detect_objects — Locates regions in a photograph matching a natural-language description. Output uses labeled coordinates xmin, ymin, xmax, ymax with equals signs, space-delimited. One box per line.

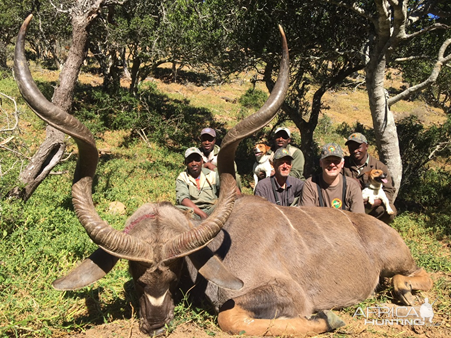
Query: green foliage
xmin=392 ymin=214 xmax=451 ymax=272
xmin=73 ymin=83 xmax=221 ymax=149
xmin=396 ymin=115 xmax=451 ymax=223
xmin=238 ymin=88 xmax=268 ymax=109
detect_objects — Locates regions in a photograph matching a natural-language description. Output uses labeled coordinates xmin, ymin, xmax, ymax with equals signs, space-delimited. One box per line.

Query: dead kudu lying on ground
xmin=15 ymin=14 xmax=432 ymax=336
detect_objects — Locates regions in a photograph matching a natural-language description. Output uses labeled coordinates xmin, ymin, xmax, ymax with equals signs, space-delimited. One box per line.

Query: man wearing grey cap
xmin=343 ymin=132 xmax=397 ymax=223
xmin=300 ymin=142 xmax=364 ymax=213
xmin=254 ymin=148 xmax=304 ymax=206
xmin=198 ymin=127 xmax=242 ymax=192
xmin=199 ymin=127 xmax=220 ymax=170
xmin=268 ymin=127 xmax=305 ymax=180
xmin=175 ymin=147 xmax=220 ymax=219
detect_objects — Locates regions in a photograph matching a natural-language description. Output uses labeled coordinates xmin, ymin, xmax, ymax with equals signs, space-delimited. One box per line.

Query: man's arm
xmin=348 ymin=180 xmax=365 ymax=213
xmin=289 ymin=148 xmax=305 ymax=180
xmin=181 ymin=198 xmax=208 ymax=219
xmin=203 ymin=161 xmax=216 ymax=170
xmin=299 ymin=179 xmax=317 ymax=207
xmin=175 ymin=176 xmax=191 ymax=205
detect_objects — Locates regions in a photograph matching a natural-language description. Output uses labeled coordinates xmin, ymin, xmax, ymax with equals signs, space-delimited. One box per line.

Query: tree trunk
xmin=8 ymin=5 xmax=101 ymax=201
xmin=0 ymin=40 xmax=7 ymax=70
xmin=364 ymin=0 xmax=404 ymax=201
xmin=366 ymin=53 xmax=402 ymax=199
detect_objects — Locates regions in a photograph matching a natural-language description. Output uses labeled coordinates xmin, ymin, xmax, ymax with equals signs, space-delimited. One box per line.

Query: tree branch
xmin=429 ymin=141 xmax=451 ymax=160
xmin=404 ymin=23 xmax=449 ymax=40
xmin=389 ymin=38 xmax=451 ymax=106
xmin=0 ymin=93 xmax=19 ymax=132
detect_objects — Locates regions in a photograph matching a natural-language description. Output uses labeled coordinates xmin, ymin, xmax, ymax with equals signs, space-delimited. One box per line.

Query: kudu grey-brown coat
xmin=15 ymin=14 xmax=432 ymax=336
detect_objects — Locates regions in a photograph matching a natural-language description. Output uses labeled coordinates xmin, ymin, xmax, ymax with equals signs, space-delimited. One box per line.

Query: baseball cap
xmin=320 ymin=142 xmax=344 ymax=160
xmin=273 ymin=148 xmax=294 ymax=161
xmin=201 ymin=128 xmax=216 ymax=138
xmin=345 ymin=132 xmax=368 ymax=145
xmin=274 ymin=127 xmax=290 ymax=138
xmin=184 ymin=147 xmax=203 ymax=159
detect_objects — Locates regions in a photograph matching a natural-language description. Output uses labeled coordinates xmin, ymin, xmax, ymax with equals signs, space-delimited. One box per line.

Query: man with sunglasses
xmin=268 ymin=127 xmax=305 ymax=180
xmin=300 ymin=143 xmax=364 ymax=213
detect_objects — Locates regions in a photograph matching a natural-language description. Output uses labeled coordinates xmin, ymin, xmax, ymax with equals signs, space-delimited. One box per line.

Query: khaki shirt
xmin=300 ymin=174 xmax=365 ymax=213
xmin=176 ymin=168 xmax=220 ymax=209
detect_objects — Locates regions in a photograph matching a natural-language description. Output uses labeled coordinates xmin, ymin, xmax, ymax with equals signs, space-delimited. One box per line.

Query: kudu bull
xmin=15 ymin=14 xmax=432 ymax=336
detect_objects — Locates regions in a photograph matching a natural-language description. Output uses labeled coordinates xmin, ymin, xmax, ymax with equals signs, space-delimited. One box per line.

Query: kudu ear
xmin=53 ymin=248 xmax=119 ymax=290
xmin=188 ymin=247 xmax=243 ymax=290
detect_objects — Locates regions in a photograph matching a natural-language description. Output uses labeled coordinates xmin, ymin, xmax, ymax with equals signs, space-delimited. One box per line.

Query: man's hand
xmin=364 ymin=198 xmax=382 ymax=209
xmin=203 ymin=162 xmax=216 ymax=170
xmin=195 ymin=209 xmax=209 ymax=219
xmin=257 ymin=171 xmax=266 ymax=180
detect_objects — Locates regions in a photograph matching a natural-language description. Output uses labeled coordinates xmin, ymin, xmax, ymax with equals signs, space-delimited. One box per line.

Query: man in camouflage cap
xmin=343 ymin=132 xmax=397 ymax=224
xmin=300 ymin=142 xmax=364 ymax=213
xmin=254 ymin=148 xmax=304 ymax=206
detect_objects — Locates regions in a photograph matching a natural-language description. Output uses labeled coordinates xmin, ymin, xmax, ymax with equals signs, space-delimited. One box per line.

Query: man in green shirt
xmin=176 ymin=147 xmax=220 ymax=219
xmin=268 ymin=127 xmax=305 ymax=180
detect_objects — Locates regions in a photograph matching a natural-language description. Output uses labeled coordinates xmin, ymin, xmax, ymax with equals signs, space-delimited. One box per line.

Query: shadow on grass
xmin=62 ymin=280 xmax=138 ymax=327
xmin=153 ymin=67 xmax=215 ymax=86
xmin=72 ymin=82 xmax=228 ymax=153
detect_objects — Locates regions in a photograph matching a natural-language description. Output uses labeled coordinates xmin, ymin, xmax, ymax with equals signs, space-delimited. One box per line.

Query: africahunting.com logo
xmin=353 ymin=298 xmax=440 ymax=326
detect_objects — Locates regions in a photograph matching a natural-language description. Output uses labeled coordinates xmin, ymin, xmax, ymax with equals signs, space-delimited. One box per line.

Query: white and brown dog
xmin=362 ymin=169 xmax=394 ymax=214
xmin=252 ymin=143 xmax=273 ymax=189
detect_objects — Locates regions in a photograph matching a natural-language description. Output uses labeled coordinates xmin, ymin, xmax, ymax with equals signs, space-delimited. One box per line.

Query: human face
xmin=201 ymin=134 xmax=216 ymax=154
xmin=274 ymin=157 xmax=292 ymax=178
xmin=274 ymin=132 xmax=290 ymax=149
xmin=185 ymin=154 xmax=203 ymax=177
xmin=320 ymin=156 xmax=344 ymax=179
xmin=347 ymin=141 xmax=368 ymax=164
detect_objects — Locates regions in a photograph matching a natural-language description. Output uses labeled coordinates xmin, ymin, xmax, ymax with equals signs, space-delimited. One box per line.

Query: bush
xmin=73 ymin=83 xmax=221 ymax=150
xmin=396 ymin=115 xmax=451 ymax=209
xmin=238 ymin=88 xmax=268 ymax=109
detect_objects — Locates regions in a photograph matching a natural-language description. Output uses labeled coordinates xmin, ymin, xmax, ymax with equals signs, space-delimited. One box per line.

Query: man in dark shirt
xmin=342 ymin=132 xmax=397 ymax=224
xmin=254 ymin=148 xmax=304 ymax=206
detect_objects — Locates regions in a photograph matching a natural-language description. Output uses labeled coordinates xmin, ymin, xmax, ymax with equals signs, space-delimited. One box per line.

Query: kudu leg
xmin=392 ymin=268 xmax=433 ymax=306
xmin=217 ymin=282 xmax=345 ymax=336
xmin=218 ymin=300 xmax=344 ymax=336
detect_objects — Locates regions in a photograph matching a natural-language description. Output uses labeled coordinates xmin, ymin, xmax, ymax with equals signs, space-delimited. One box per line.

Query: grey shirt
xmin=254 ymin=176 xmax=304 ymax=206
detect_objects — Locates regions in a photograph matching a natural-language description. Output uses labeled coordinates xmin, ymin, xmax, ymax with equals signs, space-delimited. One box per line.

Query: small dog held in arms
xmin=252 ymin=143 xmax=273 ymax=189
xmin=362 ymin=169 xmax=394 ymax=214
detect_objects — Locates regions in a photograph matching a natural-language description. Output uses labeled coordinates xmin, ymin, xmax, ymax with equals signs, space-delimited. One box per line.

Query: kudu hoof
xmin=317 ymin=310 xmax=346 ymax=331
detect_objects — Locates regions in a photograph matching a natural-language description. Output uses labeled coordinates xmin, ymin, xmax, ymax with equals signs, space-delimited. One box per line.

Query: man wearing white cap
xmin=175 ymin=147 xmax=220 ymax=219
xmin=268 ymin=127 xmax=305 ymax=180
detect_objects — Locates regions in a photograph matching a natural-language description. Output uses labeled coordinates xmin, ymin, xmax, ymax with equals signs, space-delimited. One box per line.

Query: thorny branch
xmin=0 ymin=93 xmax=30 ymax=180
xmin=0 ymin=93 xmax=19 ymax=132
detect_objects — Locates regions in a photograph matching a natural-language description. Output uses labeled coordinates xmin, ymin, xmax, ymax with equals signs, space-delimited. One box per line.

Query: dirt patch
xmin=56 ymin=311 xmax=450 ymax=338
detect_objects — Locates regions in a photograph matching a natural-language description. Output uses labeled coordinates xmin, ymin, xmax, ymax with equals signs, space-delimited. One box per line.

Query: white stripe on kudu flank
xmin=146 ymin=290 xmax=168 ymax=306
xmin=274 ymin=205 xmax=296 ymax=230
